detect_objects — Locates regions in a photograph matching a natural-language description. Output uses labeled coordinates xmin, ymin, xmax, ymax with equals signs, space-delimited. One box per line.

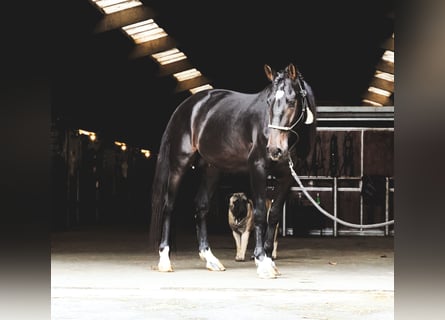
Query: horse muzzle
xmin=267 ymin=146 xmax=284 ymax=161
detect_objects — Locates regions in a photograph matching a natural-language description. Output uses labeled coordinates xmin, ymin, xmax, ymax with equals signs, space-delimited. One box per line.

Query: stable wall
xmin=283 ymin=106 xmax=394 ymax=237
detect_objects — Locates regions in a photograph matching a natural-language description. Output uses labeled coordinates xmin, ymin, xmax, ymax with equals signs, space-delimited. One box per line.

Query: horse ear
xmin=264 ymin=64 xmax=275 ymax=81
xmin=287 ymin=63 xmax=297 ymax=80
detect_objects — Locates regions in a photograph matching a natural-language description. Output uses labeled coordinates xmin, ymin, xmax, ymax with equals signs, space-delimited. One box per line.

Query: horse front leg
xmin=266 ymin=198 xmax=279 ymax=260
xmin=263 ymin=176 xmax=293 ymax=270
xmin=195 ymin=166 xmax=225 ymax=271
xmin=250 ymin=166 xmax=279 ymax=278
xmin=263 ymin=200 xmax=281 ymax=276
xmin=264 ymin=200 xmax=281 ymax=259
xmin=253 ymin=199 xmax=279 ymax=278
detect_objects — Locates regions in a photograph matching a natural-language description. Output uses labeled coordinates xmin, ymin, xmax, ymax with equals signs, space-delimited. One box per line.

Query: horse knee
xmin=253 ymin=211 xmax=267 ymax=227
xmin=194 ymin=202 xmax=210 ymax=221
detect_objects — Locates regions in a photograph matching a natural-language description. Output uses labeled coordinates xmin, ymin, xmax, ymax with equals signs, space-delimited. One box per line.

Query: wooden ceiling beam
xmin=175 ymin=76 xmax=211 ymax=93
xmin=381 ymin=37 xmax=394 ymax=51
xmin=94 ymin=6 xmax=156 ymax=34
xmin=376 ymin=60 xmax=394 ymax=74
xmin=362 ymin=91 xmax=393 ymax=106
xmin=128 ymin=36 xmax=177 ymax=59
xmin=370 ymin=77 xmax=394 ymax=92
xmin=158 ymin=60 xmax=194 ymax=77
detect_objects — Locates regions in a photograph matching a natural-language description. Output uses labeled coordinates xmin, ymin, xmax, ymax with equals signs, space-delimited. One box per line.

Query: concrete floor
xmin=51 ymin=225 xmax=394 ymax=320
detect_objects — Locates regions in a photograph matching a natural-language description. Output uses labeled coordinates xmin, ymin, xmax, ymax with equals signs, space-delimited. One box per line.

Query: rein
xmin=288 ymin=157 xmax=395 ymax=229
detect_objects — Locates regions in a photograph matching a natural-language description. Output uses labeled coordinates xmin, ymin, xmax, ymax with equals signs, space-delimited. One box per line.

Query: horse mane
xmin=293 ymin=78 xmax=318 ymax=166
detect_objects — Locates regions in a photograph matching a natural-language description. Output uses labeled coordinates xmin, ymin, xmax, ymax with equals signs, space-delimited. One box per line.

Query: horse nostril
xmin=268 ymin=147 xmax=282 ymax=160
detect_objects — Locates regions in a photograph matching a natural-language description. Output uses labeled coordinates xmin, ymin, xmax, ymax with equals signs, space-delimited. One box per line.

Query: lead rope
xmin=288 ymin=158 xmax=394 ymax=228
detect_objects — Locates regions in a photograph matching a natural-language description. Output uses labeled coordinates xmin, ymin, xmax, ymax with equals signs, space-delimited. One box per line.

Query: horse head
xmin=264 ymin=63 xmax=314 ymax=162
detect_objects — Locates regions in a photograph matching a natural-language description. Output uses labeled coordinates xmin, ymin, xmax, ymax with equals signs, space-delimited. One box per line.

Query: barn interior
xmin=45 ymin=1 xmax=395 ymax=318
xmin=8 ymin=1 xmax=445 ymax=319
xmin=50 ymin=0 xmax=394 ymax=234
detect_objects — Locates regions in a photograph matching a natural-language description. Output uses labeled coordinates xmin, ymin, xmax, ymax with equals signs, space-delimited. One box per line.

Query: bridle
xmin=267 ymin=73 xmax=312 ymax=137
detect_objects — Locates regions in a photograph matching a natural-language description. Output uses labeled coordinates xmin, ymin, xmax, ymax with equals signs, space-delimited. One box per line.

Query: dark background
xmin=52 ymin=0 xmax=394 ymax=150
xmin=48 ymin=0 xmax=395 ymax=232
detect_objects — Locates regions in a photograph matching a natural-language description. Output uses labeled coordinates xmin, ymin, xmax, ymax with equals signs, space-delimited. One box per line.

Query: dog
xmin=228 ymin=192 xmax=278 ymax=261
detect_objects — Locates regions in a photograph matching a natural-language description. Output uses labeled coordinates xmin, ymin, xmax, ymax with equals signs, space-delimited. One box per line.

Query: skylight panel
xmin=362 ymin=99 xmax=383 ymax=107
xmin=368 ymin=86 xmax=392 ymax=97
xmin=173 ymin=68 xmax=202 ymax=82
xmin=362 ymin=32 xmax=394 ymax=106
xmin=122 ymin=19 xmax=167 ymax=44
xmin=381 ymin=50 xmax=394 ymax=63
xmin=151 ymin=49 xmax=187 ymax=65
xmin=91 ymin=0 xmax=143 ymax=15
xmin=189 ymin=84 xmax=213 ymax=94
xmin=374 ymin=71 xmax=394 ymax=82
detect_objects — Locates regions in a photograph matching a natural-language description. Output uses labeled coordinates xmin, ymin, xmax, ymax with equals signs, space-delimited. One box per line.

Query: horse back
xmin=166 ymin=89 xmax=268 ymax=171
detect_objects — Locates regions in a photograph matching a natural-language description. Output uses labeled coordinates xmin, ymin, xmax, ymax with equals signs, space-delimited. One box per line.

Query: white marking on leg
xmin=255 ymin=256 xmax=280 ymax=279
xmin=199 ymin=248 xmax=226 ymax=271
xmin=158 ymin=246 xmax=173 ymax=272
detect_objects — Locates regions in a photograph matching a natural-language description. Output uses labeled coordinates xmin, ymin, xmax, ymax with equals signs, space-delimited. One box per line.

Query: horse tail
xmin=148 ymin=135 xmax=170 ymax=250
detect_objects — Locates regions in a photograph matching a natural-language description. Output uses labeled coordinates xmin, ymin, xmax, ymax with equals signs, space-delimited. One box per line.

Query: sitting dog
xmin=228 ymin=192 xmax=278 ymax=261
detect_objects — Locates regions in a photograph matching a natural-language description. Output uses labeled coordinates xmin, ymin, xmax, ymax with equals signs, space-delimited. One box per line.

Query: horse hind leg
xmin=156 ymin=154 xmax=197 ymax=272
xmin=156 ymin=173 xmax=181 ymax=272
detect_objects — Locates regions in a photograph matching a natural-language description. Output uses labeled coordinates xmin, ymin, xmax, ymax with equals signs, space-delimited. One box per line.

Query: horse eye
xmin=286 ymin=99 xmax=297 ymax=107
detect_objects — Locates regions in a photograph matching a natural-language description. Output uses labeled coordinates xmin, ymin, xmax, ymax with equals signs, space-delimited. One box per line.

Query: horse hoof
xmin=235 ymin=256 xmax=245 ymax=262
xmin=158 ymin=263 xmax=173 ymax=272
xmin=255 ymin=256 xmax=280 ymax=279
xmin=199 ymin=248 xmax=226 ymax=271
xmin=206 ymin=260 xmax=226 ymax=271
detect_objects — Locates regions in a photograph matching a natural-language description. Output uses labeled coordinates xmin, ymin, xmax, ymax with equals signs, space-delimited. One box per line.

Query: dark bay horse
xmin=148 ymin=63 xmax=317 ymax=278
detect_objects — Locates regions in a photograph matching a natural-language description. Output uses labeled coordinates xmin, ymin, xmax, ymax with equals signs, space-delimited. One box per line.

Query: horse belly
xmin=198 ymin=138 xmax=250 ymax=171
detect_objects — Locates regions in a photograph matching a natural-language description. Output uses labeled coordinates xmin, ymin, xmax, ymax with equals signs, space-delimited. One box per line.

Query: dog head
xmin=229 ymin=192 xmax=250 ymax=221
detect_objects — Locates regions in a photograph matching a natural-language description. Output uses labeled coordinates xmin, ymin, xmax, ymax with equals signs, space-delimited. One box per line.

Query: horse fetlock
xmin=253 ymin=247 xmax=266 ymax=260
xmin=264 ymin=243 xmax=278 ymax=260
xmin=264 ymin=239 xmax=273 ymax=251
